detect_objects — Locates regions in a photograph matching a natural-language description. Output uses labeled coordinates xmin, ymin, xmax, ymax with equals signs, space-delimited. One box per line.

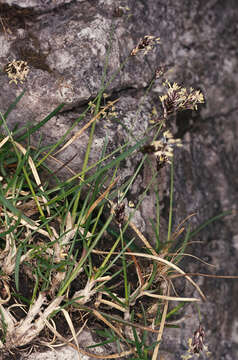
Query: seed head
xmin=5 ymin=60 xmax=29 ymax=85
xmin=131 ymin=35 xmax=160 ymax=56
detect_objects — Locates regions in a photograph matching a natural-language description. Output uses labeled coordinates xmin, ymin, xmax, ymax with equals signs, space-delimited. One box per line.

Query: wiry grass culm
xmin=0 ymin=34 xmax=237 ymax=360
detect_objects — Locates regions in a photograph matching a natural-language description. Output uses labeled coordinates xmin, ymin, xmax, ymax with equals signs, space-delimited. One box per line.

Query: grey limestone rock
xmin=0 ymin=0 xmax=238 ymax=359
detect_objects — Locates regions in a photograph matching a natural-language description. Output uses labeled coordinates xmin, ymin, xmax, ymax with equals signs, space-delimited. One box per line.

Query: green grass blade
xmin=167 ymin=160 xmax=174 ymax=242
xmin=0 ymin=215 xmax=21 ymax=237
xmin=16 ymin=103 xmax=65 ymax=142
xmin=0 ymin=192 xmax=35 ymax=226
xmin=2 ymin=89 xmax=26 ymax=122
xmin=189 ymin=210 xmax=233 ymax=239
xmin=57 ymin=214 xmax=114 ymax=296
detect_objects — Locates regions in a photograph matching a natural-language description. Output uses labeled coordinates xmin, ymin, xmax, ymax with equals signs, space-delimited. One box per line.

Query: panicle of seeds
xmin=159 ymin=80 xmax=204 ymax=119
xmin=181 ymin=325 xmax=211 ymax=360
xmin=114 ymin=202 xmax=125 ymax=226
xmin=101 ymin=101 xmax=118 ymax=119
xmin=131 ymin=35 xmax=160 ymax=56
xmin=155 ymin=63 xmax=171 ymax=79
xmin=155 ymin=65 xmax=166 ymax=78
xmin=5 ymin=60 xmax=29 ymax=85
xmin=149 ymin=106 xmax=159 ymax=124
xmin=141 ymin=130 xmax=182 ymax=170
xmin=153 ymin=129 xmax=182 ymax=167
xmin=88 ymin=96 xmax=118 ymax=119
xmin=113 ymin=5 xmax=130 ymax=17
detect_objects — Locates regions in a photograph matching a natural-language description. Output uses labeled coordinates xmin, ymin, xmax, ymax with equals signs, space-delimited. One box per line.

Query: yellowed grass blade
xmin=92 ymin=249 xmax=206 ymax=301
xmin=44 ymin=318 xmax=134 ymax=359
xmin=142 ymin=291 xmax=200 ymax=302
xmin=169 ymin=252 xmax=216 ymax=268
xmin=54 ymin=98 xmax=119 ymax=155
xmin=171 ymin=213 xmax=196 ymax=239
xmin=82 ymin=177 xmax=118 ymax=223
xmin=127 ymin=251 xmax=206 ymax=301
xmin=93 ymin=309 xmax=129 ymax=344
xmin=13 ymin=141 xmax=50 ymax=215
xmin=6 ymin=211 xmax=51 ymax=238
xmin=0 ymin=135 xmax=10 ymax=149
xmin=152 ymin=284 xmax=170 ymax=360
xmin=61 ymin=308 xmax=81 ymax=359
xmin=128 ymin=220 xmax=158 ymax=257
xmin=98 ymin=298 xmax=128 ymax=312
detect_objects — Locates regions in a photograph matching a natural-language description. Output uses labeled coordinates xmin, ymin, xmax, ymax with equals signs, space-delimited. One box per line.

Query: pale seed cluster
xmin=181 ymin=325 xmax=211 ymax=359
xmin=131 ymin=35 xmax=160 ymax=56
xmin=88 ymin=94 xmax=118 ymax=119
xmin=160 ymin=80 xmax=204 ymax=119
xmin=5 ymin=60 xmax=29 ymax=85
xmin=152 ymin=129 xmax=183 ymax=168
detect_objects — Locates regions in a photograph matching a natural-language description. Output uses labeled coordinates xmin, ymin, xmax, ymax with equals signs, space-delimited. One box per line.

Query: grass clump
xmin=0 ymin=33 xmax=235 ymax=360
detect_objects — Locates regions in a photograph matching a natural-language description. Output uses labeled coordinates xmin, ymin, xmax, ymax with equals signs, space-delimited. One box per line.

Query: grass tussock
xmin=0 ymin=31 xmax=236 ymax=360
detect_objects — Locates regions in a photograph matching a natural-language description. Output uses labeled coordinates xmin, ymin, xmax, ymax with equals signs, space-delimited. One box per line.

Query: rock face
xmin=0 ymin=0 xmax=238 ymax=359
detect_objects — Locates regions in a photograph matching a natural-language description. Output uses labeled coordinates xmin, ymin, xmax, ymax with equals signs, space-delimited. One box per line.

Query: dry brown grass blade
xmin=93 ymin=309 xmax=130 ymax=346
xmin=43 ymin=318 xmax=89 ymax=349
xmin=0 ymin=14 xmax=12 ymax=36
xmin=6 ymin=211 xmax=51 ymax=238
xmin=171 ymin=212 xmax=197 ymax=241
xmin=83 ymin=305 xmax=162 ymax=334
xmin=98 ymin=298 xmax=128 ymax=313
xmin=129 ymin=251 xmax=206 ymax=301
xmin=152 ymin=284 xmax=170 ymax=360
xmin=127 ymin=247 xmax=144 ymax=287
xmin=40 ymin=318 xmax=57 ymax=346
xmin=169 ymin=252 xmax=216 ymax=268
xmin=141 ymin=291 xmax=200 ymax=302
xmin=170 ymin=226 xmax=185 ymax=242
xmin=82 ymin=177 xmax=119 ymax=224
xmin=13 ymin=140 xmax=50 ymax=215
xmin=128 ymin=220 xmax=158 ymax=257
xmin=44 ymin=318 xmax=134 ymax=359
xmin=170 ymin=272 xmax=238 ymax=279
xmin=30 ymin=145 xmax=85 ymax=182
xmin=0 ymin=135 xmax=10 ymax=149
xmin=92 ymin=249 xmax=205 ymax=301
xmin=50 ymin=153 xmax=78 ymax=177
xmin=61 ymin=308 xmax=81 ymax=358
xmin=54 ymin=98 xmax=119 ymax=155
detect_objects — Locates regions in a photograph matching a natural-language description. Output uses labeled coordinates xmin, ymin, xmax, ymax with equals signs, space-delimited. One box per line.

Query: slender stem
xmin=167 ymin=160 xmax=174 ymax=242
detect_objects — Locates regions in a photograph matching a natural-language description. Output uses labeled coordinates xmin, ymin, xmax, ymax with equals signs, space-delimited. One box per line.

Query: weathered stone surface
xmin=0 ymin=0 xmax=238 ymax=359
xmin=2 ymin=0 xmax=73 ymax=12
